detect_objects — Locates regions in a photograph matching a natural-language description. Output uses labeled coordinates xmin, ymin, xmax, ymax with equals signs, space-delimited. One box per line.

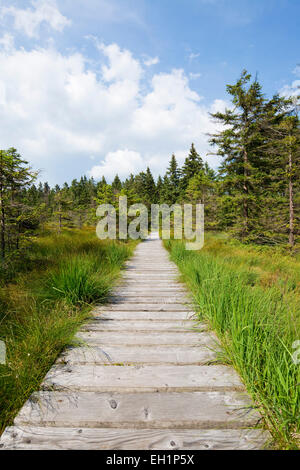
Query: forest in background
xmin=1 ymin=70 xmax=300 ymax=273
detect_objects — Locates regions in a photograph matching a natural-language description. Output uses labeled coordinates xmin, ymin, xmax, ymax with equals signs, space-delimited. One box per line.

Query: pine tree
xmin=166 ymin=154 xmax=181 ymax=204
xmin=144 ymin=167 xmax=156 ymax=204
xmin=112 ymin=175 xmax=122 ymax=193
xmin=209 ymin=70 xmax=287 ymax=242
xmin=0 ymin=148 xmax=37 ymax=258
xmin=181 ymin=144 xmax=204 ymax=193
xmin=160 ymin=175 xmax=172 ymax=205
xmin=156 ymin=176 xmax=163 ymax=203
xmin=133 ymin=169 xmax=156 ymax=206
xmin=96 ymin=181 xmax=115 ymax=206
xmin=262 ymin=112 xmax=300 ymax=246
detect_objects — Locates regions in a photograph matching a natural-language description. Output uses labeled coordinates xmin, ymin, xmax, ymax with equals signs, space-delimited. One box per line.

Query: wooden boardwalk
xmin=0 ymin=234 xmax=270 ymax=449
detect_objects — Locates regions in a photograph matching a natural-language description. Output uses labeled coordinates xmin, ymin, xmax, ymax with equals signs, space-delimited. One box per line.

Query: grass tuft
xmin=46 ymin=255 xmax=110 ymax=305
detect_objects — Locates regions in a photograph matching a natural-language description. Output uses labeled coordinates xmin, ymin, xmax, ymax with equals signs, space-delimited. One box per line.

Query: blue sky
xmin=0 ymin=0 xmax=299 ymax=185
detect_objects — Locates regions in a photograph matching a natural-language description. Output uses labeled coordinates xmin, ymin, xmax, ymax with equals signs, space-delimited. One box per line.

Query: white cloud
xmin=0 ymin=32 xmax=14 ymax=52
xmin=0 ymin=38 xmax=226 ymax=184
xmin=99 ymin=42 xmax=142 ymax=83
xmin=1 ymin=0 xmax=71 ymax=38
xmin=143 ymin=56 xmax=160 ymax=67
xmin=280 ymin=81 xmax=300 ymax=99
xmin=89 ymin=149 xmax=144 ymax=180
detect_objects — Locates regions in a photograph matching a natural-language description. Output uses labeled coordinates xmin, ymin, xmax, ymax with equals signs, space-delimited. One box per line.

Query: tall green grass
xmin=47 ymin=255 xmax=110 ymax=305
xmin=165 ymin=238 xmax=300 ymax=449
xmin=0 ymin=229 xmax=135 ymax=433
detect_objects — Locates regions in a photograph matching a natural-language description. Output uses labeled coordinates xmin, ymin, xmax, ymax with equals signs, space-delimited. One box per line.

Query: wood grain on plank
xmin=14 ymin=391 xmax=261 ymax=429
xmin=58 ymin=345 xmax=218 ymax=366
xmin=98 ymin=304 xmax=194 ymax=311
xmin=77 ymin=330 xmax=217 ymax=346
xmin=81 ymin=319 xmax=202 ymax=332
xmin=42 ymin=365 xmax=244 ymax=392
xmin=0 ymin=426 xmax=271 ymax=450
xmin=91 ymin=310 xmax=197 ymax=320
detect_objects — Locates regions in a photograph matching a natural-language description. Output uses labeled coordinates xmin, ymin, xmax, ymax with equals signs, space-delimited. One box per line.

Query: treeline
xmin=0 ymin=70 xmax=299 ymax=260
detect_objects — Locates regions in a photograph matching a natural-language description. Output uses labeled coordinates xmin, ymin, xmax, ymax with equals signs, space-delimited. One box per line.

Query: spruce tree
xmin=262 ymin=112 xmax=300 ymax=246
xmin=156 ymin=176 xmax=163 ymax=203
xmin=144 ymin=167 xmax=156 ymax=204
xmin=209 ymin=70 xmax=286 ymax=242
xmin=166 ymin=154 xmax=181 ymax=204
xmin=181 ymin=144 xmax=204 ymax=192
xmin=0 ymin=148 xmax=37 ymax=258
xmin=112 ymin=175 xmax=122 ymax=193
xmin=160 ymin=175 xmax=172 ymax=205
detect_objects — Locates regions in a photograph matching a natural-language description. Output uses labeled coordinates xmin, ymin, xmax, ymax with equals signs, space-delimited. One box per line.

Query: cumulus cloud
xmin=89 ymin=150 xmax=144 ymax=180
xmin=1 ymin=0 xmax=71 ymax=38
xmin=99 ymin=42 xmax=143 ymax=83
xmin=280 ymin=80 xmax=300 ymax=99
xmin=279 ymin=66 xmax=300 ymax=99
xmin=0 ymin=35 xmax=226 ymax=184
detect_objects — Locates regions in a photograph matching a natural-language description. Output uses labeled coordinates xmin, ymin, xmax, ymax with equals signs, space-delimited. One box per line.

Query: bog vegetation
xmin=165 ymin=235 xmax=300 ymax=448
xmin=0 ymin=230 xmax=135 ymax=433
xmin=0 ymin=70 xmax=299 ymax=445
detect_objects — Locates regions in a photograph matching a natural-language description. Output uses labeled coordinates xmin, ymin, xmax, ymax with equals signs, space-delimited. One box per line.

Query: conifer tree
xmin=144 ymin=167 xmax=156 ymax=204
xmin=262 ymin=112 xmax=300 ymax=246
xmin=209 ymin=70 xmax=287 ymax=241
xmin=181 ymin=144 xmax=204 ymax=192
xmin=166 ymin=154 xmax=181 ymax=204
xmin=112 ymin=175 xmax=122 ymax=193
xmin=0 ymin=148 xmax=37 ymax=258
xmin=160 ymin=175 xmax=172 ymax=205
xmin=156 ymin=176 xmax=163 ymax=203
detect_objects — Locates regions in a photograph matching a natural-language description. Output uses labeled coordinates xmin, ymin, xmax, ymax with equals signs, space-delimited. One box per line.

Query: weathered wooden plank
xmin=126 ymin=266 xmax=176 ymax=270
xmin=125 ymin=264 xmax=177 ymax=268
xmin=14 ymin=391 xmax=262 ymax=429
xmin=124 ymin=272 xmax=178 ymax=276
xmin=109 ymin=297 xmax=190 ymax=304
xmin=91 ymin=310 xmax=198 ymax=320
xmin=82 ymin=319 xmax=203 ymax=332
xmin=110 ymin=293 xmax=189 ymax=299
xmin=119 ymin=279 xmax=181 ymax=284
xmin=58 ymin=345 xmax=218 ymax=366
xmin=111 ymin=292 xmax=188 ymax=298
xmin=123 ymin=276 xmax=179 ymax=280
xmin=0 ymin=426 xmax=271 ymax=450
xmin=98 ymin=304 xmax=194 ymax=311
xmin=76 ymin=331 xmax=216 ymax=346
xmin=113 ymin=288 xmax=187 ymax=294
xmin=42 ymin=365 xmax=244 ymax=392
